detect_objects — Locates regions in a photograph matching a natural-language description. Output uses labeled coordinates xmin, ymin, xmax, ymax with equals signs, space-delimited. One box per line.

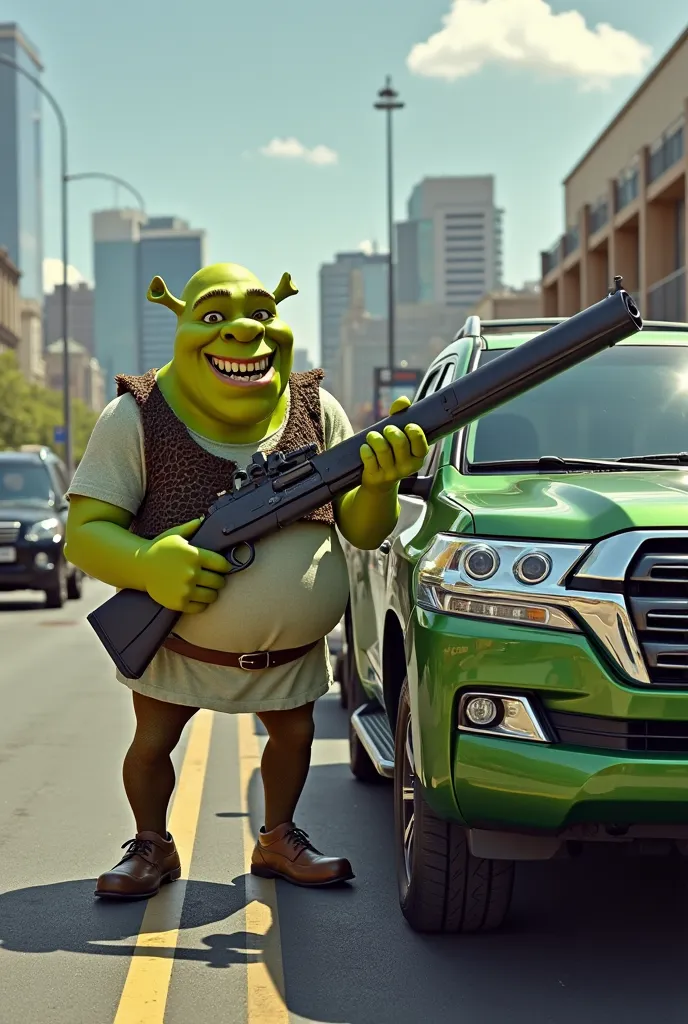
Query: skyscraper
xmin=93 ymin=211 xmax=205 ymax=401
xmin=93 ymin=208 xmax=146 ymax=401
xmin=44 ymin=282 xmax=94 ymax=353
xmin=396 ymin=177 xmax=503 ymax=313
xmin=0 ymin=23 xmax=43 ymax=302
xmin=138 ymin=217 xmax=205 ymax=372
xmin=319 ymin=250 xmax=388 ymax=392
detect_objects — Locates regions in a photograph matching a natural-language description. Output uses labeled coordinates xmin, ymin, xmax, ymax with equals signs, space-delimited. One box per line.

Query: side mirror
xmin=399 ymin=474 xmax=433 ymax=500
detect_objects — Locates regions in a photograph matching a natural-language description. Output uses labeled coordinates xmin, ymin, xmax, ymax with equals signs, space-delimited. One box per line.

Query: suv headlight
xmin=416 ymin=534 xmax=589 ymax=632
xmin=24 ymin=518 xmax=61 ymax=543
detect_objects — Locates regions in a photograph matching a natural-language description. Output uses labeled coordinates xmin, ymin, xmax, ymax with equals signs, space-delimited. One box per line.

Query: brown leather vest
xmin=115 ymin=368 xmax=335 ymax=539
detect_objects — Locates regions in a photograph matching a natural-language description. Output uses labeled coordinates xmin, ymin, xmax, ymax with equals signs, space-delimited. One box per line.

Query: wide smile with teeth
xmin=206 ymin=352 xmax=274 ymax=383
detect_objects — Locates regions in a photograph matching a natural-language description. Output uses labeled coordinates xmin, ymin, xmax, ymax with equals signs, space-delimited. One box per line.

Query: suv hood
xmin=0 ymin=502 xmax=57 ymax=524
xmin=449 ymin=470 xmax=688 ymax=541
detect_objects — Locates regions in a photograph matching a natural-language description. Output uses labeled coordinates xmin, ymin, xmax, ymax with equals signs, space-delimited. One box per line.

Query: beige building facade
xmin=0 ymin=247 xmax=20 ymax=353
xmin=45 ymin=339 xmax=106 ymax=413
xmin=18 ymin=299 xmax=46 ymax=384
xmin=470 ymin=285 xmax=542 ymax=321
xmin=541 ymin=27 xmax=688 ymax=322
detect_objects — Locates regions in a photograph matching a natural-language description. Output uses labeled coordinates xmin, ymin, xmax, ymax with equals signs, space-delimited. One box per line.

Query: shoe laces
xmin=119 ymin=837 xmax=154 ymax=861
xmin=285 ymin=827 xmax=320 ymax=855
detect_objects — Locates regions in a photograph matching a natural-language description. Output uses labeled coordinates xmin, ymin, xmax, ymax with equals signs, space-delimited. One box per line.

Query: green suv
xmin=339 ymin=316 xmax=688 ymax=934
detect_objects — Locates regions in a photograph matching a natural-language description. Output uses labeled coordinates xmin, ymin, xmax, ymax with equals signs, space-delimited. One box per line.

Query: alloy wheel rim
xmin=401 ymin=713 xmax=415 ymax=884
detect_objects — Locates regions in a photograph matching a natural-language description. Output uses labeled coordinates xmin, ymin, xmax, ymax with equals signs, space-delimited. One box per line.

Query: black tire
xmin=334 ymin=651 xmax=348 ymax=708
xmin=394 ymin=678 xmax=515 ymax=933
xmin=44 ymin=563 xmax=68 ymax=609
xmin=344 ymin=611 xmax=380 ymax=783
xmin=67 ymin=568 xmax=83 ymax=600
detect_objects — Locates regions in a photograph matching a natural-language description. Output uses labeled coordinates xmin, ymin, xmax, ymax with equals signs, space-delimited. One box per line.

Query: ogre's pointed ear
xmin=273 ymin=272 xmax=299 ymax=305
xmin=147 ymin=275 xmax=185 ymax=316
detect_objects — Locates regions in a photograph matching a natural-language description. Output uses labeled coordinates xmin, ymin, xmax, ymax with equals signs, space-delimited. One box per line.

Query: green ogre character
xmin=65 ymin=262 xmax=428 ymax=895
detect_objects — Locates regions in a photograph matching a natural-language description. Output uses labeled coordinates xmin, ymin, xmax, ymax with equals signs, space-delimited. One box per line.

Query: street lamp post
xmin=66 ymin=173 xmax=145 ymax=213
xmin=0 ymin=53 xmax=73 ymax=474
xmin=374 ymin=76 xmax=404 ymax=382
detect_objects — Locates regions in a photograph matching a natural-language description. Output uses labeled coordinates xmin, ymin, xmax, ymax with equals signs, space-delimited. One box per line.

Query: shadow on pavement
xmin=0 ymin=598 xmax=45 ymax=612
xmin=0 ymin=877 xmax=263 ymax=969
xmin=245 ymin=696 xmax=688 ymax=1024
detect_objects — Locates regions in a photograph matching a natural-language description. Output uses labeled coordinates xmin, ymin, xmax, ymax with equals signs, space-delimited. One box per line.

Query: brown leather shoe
xmin=251 ymin=823 xmax=354 ymax=887
xmin=94 ymin=831 xmax=181 ymax=900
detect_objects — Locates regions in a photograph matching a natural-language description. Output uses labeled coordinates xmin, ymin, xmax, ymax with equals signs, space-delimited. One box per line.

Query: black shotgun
xmin=87 ymin=285 xmax=643 ymax=679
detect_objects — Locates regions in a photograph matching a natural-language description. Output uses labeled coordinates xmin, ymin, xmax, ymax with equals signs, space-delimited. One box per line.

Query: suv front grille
xmin=549 ymin=709 xmax=688 ymax=754
xmin=627 ymin=541 xmax=688 ymax=686
xmin=0 ymin=522 xmax=20 ymax=544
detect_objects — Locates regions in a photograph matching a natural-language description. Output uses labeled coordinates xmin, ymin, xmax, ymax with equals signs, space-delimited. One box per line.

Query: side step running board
xmin=351 ymin=703 xmax=395 ymax=778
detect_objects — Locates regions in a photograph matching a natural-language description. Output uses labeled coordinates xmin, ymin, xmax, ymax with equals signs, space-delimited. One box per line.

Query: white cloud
xmin=259 ymin=137 xmax=338 ymax=166
xmin=407 ymin=0 xmax=652 ymax=90
xmin=43 ymin=258 xmax=90 ymax=293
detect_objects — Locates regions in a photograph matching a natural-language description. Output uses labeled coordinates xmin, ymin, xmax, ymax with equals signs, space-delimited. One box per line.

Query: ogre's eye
xmin=251 ymin=309 xmax=273 ymax=322
xmin=202 ymin=311 xmax=224 ymax=324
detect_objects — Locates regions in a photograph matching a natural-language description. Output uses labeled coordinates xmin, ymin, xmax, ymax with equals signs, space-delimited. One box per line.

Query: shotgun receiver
xmin=87 ymin=285 xmax=643 ymax=679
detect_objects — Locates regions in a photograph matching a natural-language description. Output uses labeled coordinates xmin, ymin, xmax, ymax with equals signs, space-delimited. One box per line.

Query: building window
xmin=588 ymin=198 xmax=609 ymax=235
xmin=615 ymin=162 xmax=640 ymax=211
xmin=676 ymin=199 xmax=685 ymax=271
xmin=648 ymin=118 xmax=685 ymax=185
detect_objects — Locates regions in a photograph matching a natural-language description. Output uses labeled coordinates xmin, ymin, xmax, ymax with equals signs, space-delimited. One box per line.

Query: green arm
xmin=64 ymin=495 xmax=153 ymax=591
xmin=334 ymin=398 xmax=428 ymax=550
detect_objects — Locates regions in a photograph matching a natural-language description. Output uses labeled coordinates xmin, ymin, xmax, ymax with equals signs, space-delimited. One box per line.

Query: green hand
xmin=359 ymin=395 xmax=429 ymax=494
xmin=140 ymin=518 xmax=233 ymax=613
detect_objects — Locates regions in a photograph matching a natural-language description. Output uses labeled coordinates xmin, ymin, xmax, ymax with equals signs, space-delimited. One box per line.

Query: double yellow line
xmin=113 ymin=711 xmax=288 ymax=1024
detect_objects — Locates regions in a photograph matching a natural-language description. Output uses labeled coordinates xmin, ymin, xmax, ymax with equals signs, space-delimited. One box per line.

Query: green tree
xmin=0 ymin=351 xmax=99 ymax=463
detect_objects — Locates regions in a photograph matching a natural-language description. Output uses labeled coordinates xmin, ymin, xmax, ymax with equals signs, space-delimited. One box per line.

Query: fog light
xmin=34 ymin=552 xmax=51 ymax=568
xmin=465 ymin=696 xmax=500 ymax=726
xmin=458 ymin=692 xmax=549 ymax=743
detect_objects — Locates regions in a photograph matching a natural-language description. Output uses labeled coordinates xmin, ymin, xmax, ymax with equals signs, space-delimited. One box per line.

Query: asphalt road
xmin=1 ymin=579 xmax=688 ymax=1024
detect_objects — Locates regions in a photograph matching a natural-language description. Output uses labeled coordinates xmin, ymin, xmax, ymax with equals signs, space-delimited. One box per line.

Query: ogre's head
xmin=148 ymin=262 xmax=298 ymax=428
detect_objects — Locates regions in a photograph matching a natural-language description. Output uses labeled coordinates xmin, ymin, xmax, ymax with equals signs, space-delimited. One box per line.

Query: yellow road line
xmin=238 ymin=712 xmax=289 ymax=1023
xmin=112 ymin=709 xmax=214 ymax=1024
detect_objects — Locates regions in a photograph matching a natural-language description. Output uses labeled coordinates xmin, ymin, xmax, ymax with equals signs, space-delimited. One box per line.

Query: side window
xmin=413 ymin=366 xmax=443 ymax=403
xmin=49 ymin=460 xmax=69 ymax=497
xmin=416 ymin=361 xmax=455 ymax=476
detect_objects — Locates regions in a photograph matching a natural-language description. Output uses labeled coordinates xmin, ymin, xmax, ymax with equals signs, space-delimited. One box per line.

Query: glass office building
xmin=138 ymin=218 xmax=205 ymax=372
xmin=0 ymin=23 xmax=43 ymax=302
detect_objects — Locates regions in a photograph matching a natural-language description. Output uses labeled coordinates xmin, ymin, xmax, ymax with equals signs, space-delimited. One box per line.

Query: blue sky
xmin=5 ymin=0 xmax=688 ymax=362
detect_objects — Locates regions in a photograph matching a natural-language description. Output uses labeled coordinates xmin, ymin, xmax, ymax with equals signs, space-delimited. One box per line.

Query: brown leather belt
xmin=163 ymin=634 xmax=318 ymax=670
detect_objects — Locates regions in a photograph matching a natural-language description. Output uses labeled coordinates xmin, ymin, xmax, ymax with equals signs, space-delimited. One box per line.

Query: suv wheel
xmin=394 ymin=679 xmax=515 ymax=933
xmin=45 ymin=563 xmax=68 ymax=609
xmin=67 ymin=568 xmax=83 ymax=600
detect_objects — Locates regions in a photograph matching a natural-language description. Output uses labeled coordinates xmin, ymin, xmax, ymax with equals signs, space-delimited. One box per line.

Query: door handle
xmin=379 ymin=539 xmax=392 ymax=555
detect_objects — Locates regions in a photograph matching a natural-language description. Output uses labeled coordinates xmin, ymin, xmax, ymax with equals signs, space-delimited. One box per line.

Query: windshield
xmin=0 ymin=461 xmax=53 ymax=504
xmin=464 ymin=345 xmax=688 ymax=467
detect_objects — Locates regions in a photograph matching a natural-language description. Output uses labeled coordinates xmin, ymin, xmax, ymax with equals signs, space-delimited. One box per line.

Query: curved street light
xmin=66 ymin=172 xmax=145 ymax=213
xmin=0 ymin=52 xmax=73 ymax=474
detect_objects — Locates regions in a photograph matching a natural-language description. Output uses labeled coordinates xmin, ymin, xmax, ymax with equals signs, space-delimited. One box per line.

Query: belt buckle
xmin=238 ymin=651 xmax=271 ymax=671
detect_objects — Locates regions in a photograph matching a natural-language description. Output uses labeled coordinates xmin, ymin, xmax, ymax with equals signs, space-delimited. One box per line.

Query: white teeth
xmin=247 ymin=362 xmax=254 ymax=372
xmin=210 ymin=353 xmax=272 ymax=379
xmin=231 ymin=362 xmax=239 ymax=371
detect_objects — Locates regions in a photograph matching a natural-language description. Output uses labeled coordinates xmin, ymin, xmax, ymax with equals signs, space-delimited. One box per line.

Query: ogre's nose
xmin=220 ymin=319 xmax=265 ymax=344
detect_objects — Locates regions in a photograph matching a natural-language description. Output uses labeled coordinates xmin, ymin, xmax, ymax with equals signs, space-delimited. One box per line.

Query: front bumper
xmin=0 ymin=540 xmax=63 ymax=592
xmin=410 ymin=608 xmax=688 ymax=831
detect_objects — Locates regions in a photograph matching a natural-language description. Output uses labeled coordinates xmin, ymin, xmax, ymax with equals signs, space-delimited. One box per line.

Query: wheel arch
xmin=382 ymin=609 xmax=407 ymax=736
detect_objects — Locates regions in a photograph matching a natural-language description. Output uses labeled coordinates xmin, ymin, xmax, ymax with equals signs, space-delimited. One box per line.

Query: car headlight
xmin=416 ymin=533 xmax=589 ymax=632
xmin=24 ymin=518 xmax=61 ymax=543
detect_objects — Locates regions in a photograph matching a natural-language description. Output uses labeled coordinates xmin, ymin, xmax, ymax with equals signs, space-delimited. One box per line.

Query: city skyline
xmin=1 ymin=2 xmax=687 ymax=366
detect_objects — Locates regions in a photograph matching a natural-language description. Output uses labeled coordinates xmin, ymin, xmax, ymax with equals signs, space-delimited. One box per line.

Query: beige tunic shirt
xmin=68 ymin=384 xmax=355 ymax=713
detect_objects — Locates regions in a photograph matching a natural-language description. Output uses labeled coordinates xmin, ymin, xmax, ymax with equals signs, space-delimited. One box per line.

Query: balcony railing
xmin=588 ymin=199 xmax=609 ymax=235
xmin=648 ymin=121 xmax=685 ymax=185
xmin=615 ymin=167 xmax=639 ymax=212
xmin=563 ymin=227 xmax=579 ymax=257
xmin=648 ymin=267 xmax=686 ymax=322
xmin=542 ymin=242 xmax=561 ymax=276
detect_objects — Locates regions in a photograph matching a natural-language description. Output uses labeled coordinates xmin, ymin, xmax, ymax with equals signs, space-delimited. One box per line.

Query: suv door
xmin=362 ymin=359 xmax=457 ymax=692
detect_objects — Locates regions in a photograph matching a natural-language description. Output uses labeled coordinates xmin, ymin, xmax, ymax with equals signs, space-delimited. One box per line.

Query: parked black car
xmin=0 ymin=446 xmax=82 ymax=607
